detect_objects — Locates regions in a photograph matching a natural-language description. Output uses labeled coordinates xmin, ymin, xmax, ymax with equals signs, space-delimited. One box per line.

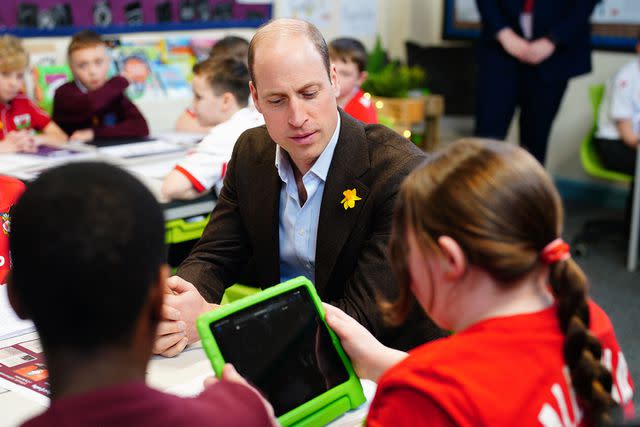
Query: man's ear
xmin=437 ymin=236 xmax=467 ymax=282
xmin=356 ymin=70 xmax=368 ymax=87
xmin=330 ymin=63 xmax=340 ymax=98
xmin=6 ymin=274 xmax=29 ymax=320
xmin=249 ymin=81 xmax=262 ymax=114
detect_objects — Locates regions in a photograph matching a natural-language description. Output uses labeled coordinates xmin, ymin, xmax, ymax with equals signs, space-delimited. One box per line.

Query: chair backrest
xmin=589 ymin=84 xmax=605 ymax=124
xmin=580 ymin=84 xmax=633 ymax=183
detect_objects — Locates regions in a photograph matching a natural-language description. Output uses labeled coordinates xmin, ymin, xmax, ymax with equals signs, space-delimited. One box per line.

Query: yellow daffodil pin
xmin=340 ymin=188 xmax=361 ymax=210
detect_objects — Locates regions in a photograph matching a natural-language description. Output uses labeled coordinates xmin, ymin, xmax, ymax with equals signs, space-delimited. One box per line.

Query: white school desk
xmin=0 ymin=135 xmax=215 ymax=222
xmin=0 ymin=332 xmax=375 ymax=427
xmin=628 ymin=147 xmax=640 ymax=271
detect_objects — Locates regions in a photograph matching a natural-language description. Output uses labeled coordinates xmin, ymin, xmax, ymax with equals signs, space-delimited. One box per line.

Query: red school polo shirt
xmin=0 ymin=94 xmax=52 ymax=139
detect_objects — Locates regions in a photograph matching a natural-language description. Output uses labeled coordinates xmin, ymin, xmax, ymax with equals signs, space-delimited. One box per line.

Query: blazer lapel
xmin=315 ymin=111 xmax=370 ymax=294
xmin=251 ymin=143 xmax=281 ymax=286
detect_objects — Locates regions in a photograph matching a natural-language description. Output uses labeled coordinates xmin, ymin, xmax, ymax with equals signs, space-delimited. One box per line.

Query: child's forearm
xmin=37 ymin=122 xmax=68 ymax=146
xmin=616 ymin=119 xmax=639 ymax=148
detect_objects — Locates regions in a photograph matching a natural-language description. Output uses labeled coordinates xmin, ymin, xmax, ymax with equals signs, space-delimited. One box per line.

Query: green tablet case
xmin=197 ymin=276 xmax=366 ymax=427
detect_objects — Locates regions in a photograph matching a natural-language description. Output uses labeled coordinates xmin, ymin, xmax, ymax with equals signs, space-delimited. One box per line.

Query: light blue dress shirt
xmin=277 ymin=113 xmax=341 ymax=285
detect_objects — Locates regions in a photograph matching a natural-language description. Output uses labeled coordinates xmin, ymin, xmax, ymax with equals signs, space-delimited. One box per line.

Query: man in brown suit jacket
xmin=154 ymin=19 xmax=444 ymax=357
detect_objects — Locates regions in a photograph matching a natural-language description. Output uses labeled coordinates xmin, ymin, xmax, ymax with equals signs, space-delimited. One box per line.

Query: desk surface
xmin=0 ymin=332 xmax=375 ymax=427
xmin=0 ymin=134 xmax=216 ymax=221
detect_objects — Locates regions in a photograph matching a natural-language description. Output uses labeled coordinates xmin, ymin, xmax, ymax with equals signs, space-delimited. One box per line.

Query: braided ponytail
xmin=549 ymin=258 xmax=616 ymax=425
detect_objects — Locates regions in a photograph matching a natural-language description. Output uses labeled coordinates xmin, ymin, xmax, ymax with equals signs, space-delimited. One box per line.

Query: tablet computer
xmin=197 ymin=276 xmax=366 ymax=427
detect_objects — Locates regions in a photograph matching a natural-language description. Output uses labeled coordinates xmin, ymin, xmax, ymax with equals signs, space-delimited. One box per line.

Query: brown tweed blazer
xmin=177 ymin=109 xmax=444 ymax=350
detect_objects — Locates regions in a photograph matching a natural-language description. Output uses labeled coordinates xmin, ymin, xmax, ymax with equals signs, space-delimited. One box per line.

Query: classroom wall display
xmin=443 ymin=0 xmax=640 ymax=51
xmin=0 ymin=0 xmax=272 ymax=37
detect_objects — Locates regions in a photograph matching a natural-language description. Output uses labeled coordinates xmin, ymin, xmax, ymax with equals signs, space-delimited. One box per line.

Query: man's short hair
xmin=193 ymin=56 xmax=250 ymax=108
xmin=248 ymin=19 xmax=330 ymax=87
xmin=329 ymin=38 xmax=368 ymax=73
xmin=10 ymin=163 xmax=166 ymax=351
xmin=210 ymin=35 xmax=249 ymax=64
xmin=67 ymin=30 xmax=106 ymax=58
xmin=0 ymin=35 xmax=29 ymax=72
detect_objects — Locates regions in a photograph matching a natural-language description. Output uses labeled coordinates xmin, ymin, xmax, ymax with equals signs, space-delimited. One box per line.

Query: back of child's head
xmin=386 ymin=138 xmax=616 ymax=425
xmin=0 ymin=35 xmax=29 ymax=72
xmin=210 ymin=35 xmax=249 ymax=64
xmin=329 ymin=37 xmax=368 ymax=73
xmin=67 ymin=30 xmax=106 ymax=58
xmin=193 ymin=56 xmax=250 ymax=108
xmin=10 ymin=162 xmax=166 ymax=353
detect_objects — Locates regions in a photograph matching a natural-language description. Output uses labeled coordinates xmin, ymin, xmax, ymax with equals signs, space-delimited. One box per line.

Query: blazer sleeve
xmin=476 ymin=0 xmax=510 ymax=37
xmin=176 ymin=135 xmax=253 ymax=303
xmin=546 ymin=0 xmax=598 ymax=47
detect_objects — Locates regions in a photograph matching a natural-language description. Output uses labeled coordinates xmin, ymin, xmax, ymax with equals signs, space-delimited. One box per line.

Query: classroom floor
xmin=563 ymin=199 xmax=640 ymax=406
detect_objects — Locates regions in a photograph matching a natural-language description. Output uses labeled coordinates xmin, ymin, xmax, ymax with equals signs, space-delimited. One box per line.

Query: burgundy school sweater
xmin=21 ymin=380 xmax=275 ymax=427
xmin=52 ymin=76 xmax=149 ymax=139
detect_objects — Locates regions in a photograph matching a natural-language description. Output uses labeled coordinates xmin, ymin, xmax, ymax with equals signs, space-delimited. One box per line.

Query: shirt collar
xmin=74 ymin=80 xmax=89 ymax=94
xmin=275 ymin=111 xmax=341 ymax=183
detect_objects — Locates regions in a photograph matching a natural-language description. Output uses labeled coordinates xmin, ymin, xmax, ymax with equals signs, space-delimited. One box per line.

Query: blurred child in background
xmin=162 ymin=56 xmax=263 ymax=200
xmin=175 ymin=35 xmax=249 ymax=133
xmin=329 ymin=37 xmax=377 ymax=124
xmin=0 ymin=35 xmax=67 ymax=153
xmin=53 ymin=30 xmax=149 ymax=144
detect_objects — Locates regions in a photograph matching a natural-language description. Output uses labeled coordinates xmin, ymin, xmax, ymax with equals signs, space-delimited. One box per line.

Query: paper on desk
xmin=0 ymin=285 xmax=34 ymax=341
xmin=0 ymin=337 xmax=50 ymax=407
xmin=98 ymin=140 xmax=185 ymax=159
xmin=125 ymin=158 xmax=181 ymax=179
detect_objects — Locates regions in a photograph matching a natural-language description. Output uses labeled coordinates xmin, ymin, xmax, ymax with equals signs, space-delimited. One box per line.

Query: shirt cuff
xmin=174 ymin=165 xmax=206 ymax=193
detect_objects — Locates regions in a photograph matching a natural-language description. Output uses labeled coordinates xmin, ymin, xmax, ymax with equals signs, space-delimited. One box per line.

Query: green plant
xmin=363 ymin=36 xmax=426 ymax=98
xmin=361 ymin=62 xmax=426 ymax=98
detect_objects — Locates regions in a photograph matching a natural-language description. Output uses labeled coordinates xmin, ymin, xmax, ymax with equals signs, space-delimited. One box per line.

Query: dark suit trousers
xmin=475 ymin=61 xmax=568 ymax=165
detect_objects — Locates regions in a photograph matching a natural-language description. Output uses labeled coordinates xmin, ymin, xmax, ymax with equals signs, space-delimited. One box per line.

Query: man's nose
xmin=288 ymin=97 xmax=308 ymax=128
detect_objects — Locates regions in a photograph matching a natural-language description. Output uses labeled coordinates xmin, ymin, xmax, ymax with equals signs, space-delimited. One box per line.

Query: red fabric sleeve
xmin=25 ymin=99 xmax=52 ymax=131
xmin=367 ymin=387 xmax=457 ymax=427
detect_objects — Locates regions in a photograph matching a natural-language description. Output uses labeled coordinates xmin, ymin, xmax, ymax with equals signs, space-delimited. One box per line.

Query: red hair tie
xmin=540 ymin=238 xmax=571 ymax=264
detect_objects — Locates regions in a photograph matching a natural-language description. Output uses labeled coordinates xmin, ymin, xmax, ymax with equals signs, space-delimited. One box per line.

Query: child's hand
xmin=6 ymin=130 xmax=37 ymax=153
xmin=0 ymin=140 xmax=19 ymax=154
xmin=323 ymin=303 xmax=408 ymax=382
xmin=70 ymin=129 xmax=95 ymax=143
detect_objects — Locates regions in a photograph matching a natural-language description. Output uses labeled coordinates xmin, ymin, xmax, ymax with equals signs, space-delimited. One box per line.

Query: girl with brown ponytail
xmin=325 ymin=138 xmax=634 ymax=426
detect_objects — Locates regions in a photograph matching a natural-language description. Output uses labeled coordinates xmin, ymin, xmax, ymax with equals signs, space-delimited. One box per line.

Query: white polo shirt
xmin=174 ymin=107 xmax=264 ymax=194
xmin=596 ymin=59 xmax=640 ymax=140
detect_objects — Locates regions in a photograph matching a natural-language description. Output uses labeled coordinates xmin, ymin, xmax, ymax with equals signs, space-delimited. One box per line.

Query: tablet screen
xmin=210 ymin=287 xmax=349 ymax=416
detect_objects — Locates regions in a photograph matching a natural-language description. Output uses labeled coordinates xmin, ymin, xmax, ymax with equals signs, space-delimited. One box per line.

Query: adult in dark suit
xmin=153 ymin=18 xmax=444 ymax=357
xmin=475 ymin=0 xmax=599 ymax=164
